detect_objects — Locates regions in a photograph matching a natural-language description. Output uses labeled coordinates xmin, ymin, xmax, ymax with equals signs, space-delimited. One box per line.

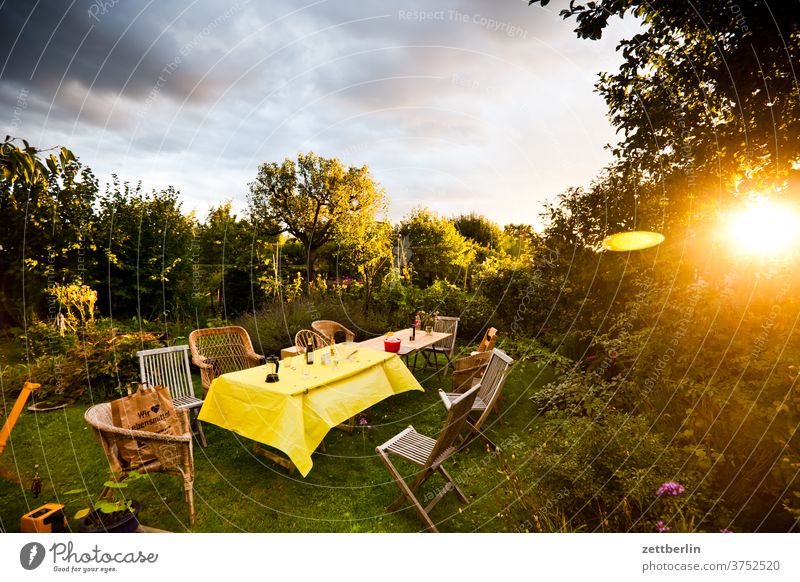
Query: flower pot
xmin=78 ymin=501 xmax=140 ymax=533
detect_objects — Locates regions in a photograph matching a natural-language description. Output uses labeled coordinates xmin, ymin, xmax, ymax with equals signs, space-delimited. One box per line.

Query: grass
xmin=0 ymin=359 xmax=556 ymax=533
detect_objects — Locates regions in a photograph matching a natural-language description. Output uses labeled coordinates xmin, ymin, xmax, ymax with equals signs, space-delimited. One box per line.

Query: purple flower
xmin=656 ymin=482 xmax=685 ymax=496
xmin=656 ymin=520 xmax=670 ymax=533
xmin=358 ymin=416 xmax=369 ymax=427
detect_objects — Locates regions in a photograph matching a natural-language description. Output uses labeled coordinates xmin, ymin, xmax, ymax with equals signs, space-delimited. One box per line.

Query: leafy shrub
xmin=1 ymin=326 xmax=162 ymax=402
xmin=496 ymin=410 xmax=714 ymax=532
xmin=418 ymin=280 xmax=493 ymax=339
xmin=237 ymin=296 xmax=392 ymax=356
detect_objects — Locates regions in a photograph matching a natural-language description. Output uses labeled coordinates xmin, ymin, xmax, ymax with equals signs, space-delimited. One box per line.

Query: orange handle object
xmin=0 ymin=381 xmax=41 ymax=455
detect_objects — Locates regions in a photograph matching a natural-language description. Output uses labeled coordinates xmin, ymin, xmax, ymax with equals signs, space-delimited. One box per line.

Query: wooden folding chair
xmin=474 ymin=327 xmax=498 ymax=354
xmin=376 ymin=384 xmax=480 ymax=532
xmin=440 ymin=348 xmax=514 ymax=451
xmin=418 ymin=315 xmax=459 ymax=374
xmin=451 ymin=351 xmax=492 ymax=393
xmin=137 ymin=345 xmax=207 ymax=448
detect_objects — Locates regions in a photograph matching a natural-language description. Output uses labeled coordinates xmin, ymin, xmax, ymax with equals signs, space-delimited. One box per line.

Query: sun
xmin=725 ymin=200 xmax=800 ymax=256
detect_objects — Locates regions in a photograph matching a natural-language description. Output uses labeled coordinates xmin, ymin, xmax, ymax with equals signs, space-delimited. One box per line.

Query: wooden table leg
xmin=252 ymin=443 xmax=295 ymax=474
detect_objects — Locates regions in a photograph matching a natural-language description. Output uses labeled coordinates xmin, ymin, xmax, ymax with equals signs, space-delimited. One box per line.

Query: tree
xmin=452 ymin=212 xmax=502 ymax=250
xmin=247 ymin=152 xmax=386 ymax=284
xmin=196 ymin=202 xmax=273 ymax=317
xmin=0 ymin=137 xmax=93 ymax=323
xmin=94 ymin=179 xmax=195 ymax=324
xmin=334 ymin=220 xmax=394 ymax=310
xmin=529 ymin=0 xmax=800 ymax=210
xmin=528 ymin=0 xmax=800 ymax=530
xmin=398 ymin=207 xmax=475 ymax=287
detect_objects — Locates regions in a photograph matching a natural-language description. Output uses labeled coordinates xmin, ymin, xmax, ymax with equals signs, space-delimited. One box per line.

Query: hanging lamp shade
xmin=602 ymin=230 xmax=664 ymax=252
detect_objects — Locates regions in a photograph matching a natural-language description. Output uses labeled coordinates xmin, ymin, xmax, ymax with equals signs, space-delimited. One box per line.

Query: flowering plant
xmin=415 ymin=310 xmax=439 ymax=329
xmin=655 ymin=482 xmax=685 ymax=496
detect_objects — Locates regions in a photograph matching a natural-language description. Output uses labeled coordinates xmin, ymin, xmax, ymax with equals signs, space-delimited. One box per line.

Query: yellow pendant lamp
xmin=602 ymin=230 xmax=664 ymax=252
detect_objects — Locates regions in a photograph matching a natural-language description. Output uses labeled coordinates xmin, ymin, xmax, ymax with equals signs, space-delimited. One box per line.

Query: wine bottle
xmin=410 ymin=317 xmax=416 ymax=340
xmin=306 ymin=337 xmax=314 ymax=364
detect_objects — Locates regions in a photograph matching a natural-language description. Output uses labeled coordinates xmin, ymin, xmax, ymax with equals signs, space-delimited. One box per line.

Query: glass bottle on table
xmin=306 ymin=336 xmax=314 ymax=365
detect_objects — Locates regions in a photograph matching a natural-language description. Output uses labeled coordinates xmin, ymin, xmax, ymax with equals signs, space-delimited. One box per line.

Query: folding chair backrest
xmin=311 ymin=320 xmax=355 ymax=343
xmin=189 ymin=326 xmax=257 ymax=377
xmin=432 ymin=316 xmax=459 ymax=353
xmin=476 ymin=348 xmax=514 ymax=412
xmin=451 ymin=351 xmax=491 ymax=393
xmin=295 ymin=329 xmax=328 ymax=351
xmin=137 ymin=345 xmax=195 ymax=401
xmin=427 ymin=384 xmax=480 ymax=466
xmin=477 ymin=327 xmax=498 ymax=353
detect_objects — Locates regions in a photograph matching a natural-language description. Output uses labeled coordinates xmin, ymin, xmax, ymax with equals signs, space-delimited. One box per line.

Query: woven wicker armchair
xmin=84 ymin=403 xmax=195 ymax=526
xmin=311 ymin=320 xmax=355 ymax=343
xmin=189 ymin=326 xmax=265 ymax=397
xmin=294 ymin=329 xmax=328 ymax=351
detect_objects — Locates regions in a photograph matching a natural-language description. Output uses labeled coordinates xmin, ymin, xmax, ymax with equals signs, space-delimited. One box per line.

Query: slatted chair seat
xmin=376 ymin=385 xmax=480 ymax=532
xmin=381 ymin=427 xmax=439 ymax=465
xmin=171 ymin=395 xmax=203 ymax=409
xmin=137 ymin=345 xmax=207 ymax=448
xmin=440 ymin=348 xmax=514 ymax=451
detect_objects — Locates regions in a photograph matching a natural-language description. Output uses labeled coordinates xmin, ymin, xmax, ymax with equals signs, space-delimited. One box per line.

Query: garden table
xmin=357 ymin=329 xmax=451 ymax=356
xmin=357 ymin=329 xmax=452 ymax=371
xmin=197 ymin=346 xmax=422 ymax=476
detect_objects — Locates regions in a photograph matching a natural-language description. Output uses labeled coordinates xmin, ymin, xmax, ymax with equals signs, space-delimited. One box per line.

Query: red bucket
xmin=383 ymin=337 xmax=401 ymax=353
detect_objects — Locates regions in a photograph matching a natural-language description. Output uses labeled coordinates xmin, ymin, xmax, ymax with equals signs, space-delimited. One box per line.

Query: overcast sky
xmin=1 ymin=0 xmax=640 ymax=226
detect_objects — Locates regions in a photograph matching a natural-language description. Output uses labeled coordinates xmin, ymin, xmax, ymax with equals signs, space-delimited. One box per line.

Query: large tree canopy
xmin=530 ymin=0 xmax=800 ymax=216
xmin=247 ymin=152 xmax=386 ymax=282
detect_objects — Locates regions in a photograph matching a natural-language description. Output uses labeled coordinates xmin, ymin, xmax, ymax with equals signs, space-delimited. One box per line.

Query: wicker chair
xmin=440 ymin=348 xmax=514 ymax=451
xmin=189 ymin=326 xmax=264 ymax=397
xmin=419 ymin=316 xmax=459 ymax=374
xmin=84 ymin=403 xmax=195 ymax=526
xmin=294 ymin=329 xmax=328 ymax=352
xmin=376 ymin=385 xmax=480 ymax=532
xmin=137 ymin=345 xmax=206 ymax=448
xmin=295 ymin=328 xmax=351 ymax=434
xmin=311 ymin=320 xmax=355 ymax=344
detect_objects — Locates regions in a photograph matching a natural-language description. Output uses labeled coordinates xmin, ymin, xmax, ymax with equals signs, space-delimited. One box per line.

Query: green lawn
xmin=0 ymin=361 xmax=554 ymax=532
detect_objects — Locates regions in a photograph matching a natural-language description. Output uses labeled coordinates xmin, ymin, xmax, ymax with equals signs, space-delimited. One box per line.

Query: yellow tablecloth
xmin=198 ymin=348 xmax=423 ymax=476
